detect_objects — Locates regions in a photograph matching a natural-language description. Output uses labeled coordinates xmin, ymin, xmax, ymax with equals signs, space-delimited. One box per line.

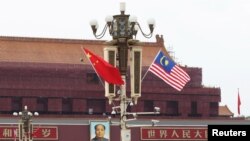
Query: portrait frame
xmin=90 ymin=120 xmax=110 ymax=141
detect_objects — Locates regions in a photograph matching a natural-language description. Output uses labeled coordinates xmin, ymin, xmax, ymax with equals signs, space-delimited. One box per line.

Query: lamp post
xmin=13 ymin=106 xmax=39 ymax=141
xmin=90 ymin=2 xmax=157 ymax=141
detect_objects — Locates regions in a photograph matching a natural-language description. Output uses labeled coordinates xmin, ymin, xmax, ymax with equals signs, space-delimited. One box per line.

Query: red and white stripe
xmin=149 ymin=63 xmax=190 ymax=91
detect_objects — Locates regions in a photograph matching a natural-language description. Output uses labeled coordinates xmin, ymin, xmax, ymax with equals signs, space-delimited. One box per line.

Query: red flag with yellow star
xmin=82 ymin=48 xmax=124 ymax=85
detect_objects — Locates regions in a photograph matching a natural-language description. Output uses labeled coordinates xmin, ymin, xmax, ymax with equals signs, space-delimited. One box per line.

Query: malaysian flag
xmin=148 ymin=51 xmax=190 ymax=91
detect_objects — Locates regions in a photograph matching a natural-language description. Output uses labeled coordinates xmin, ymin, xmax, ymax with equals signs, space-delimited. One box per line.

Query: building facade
xmin=0 ymin=35 xmax=221 ymax=119
xmin=0 ymin=35 xmax=227 ymax=141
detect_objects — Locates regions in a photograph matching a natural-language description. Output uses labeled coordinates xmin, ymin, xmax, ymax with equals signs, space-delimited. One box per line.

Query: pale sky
xmin=0 ymin=0 xmax=249 ymax=116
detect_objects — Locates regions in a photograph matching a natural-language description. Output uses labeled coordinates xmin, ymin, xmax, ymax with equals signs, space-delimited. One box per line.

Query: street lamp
xmin=13 ymin=106 xmax=39 ymax=141
xmin=90 ymin=2 xmax=157 ymax=141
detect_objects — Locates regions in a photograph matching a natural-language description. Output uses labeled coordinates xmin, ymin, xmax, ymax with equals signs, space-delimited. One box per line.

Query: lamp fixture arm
xmin=93 ymin=24 xmax=109 ymax=39
xmin=135 ymin=23 xmax=153 ymax=39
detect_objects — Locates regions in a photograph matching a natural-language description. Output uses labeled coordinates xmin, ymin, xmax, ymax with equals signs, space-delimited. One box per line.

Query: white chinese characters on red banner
xmin=141 ymin=127 xmax=207 ymax=140
xmin=0 ymin=126 xmax=58 ymax=140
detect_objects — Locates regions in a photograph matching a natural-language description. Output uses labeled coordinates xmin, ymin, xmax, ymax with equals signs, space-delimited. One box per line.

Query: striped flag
xmin=149 ymin=51 xmax=190 ymax=91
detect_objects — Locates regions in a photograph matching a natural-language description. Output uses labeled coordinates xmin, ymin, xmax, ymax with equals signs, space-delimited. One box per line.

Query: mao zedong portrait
xmin=91 ymin=124 xmax=109 ymax=141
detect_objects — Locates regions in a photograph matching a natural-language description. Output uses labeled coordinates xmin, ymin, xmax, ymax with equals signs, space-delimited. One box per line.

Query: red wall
xmin=0 ymin=62 xmax=221 ymax=118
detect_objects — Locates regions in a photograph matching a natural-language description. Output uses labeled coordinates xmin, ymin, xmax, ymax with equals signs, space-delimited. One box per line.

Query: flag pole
xmin=141 ymin=49 xmax=161 ymax=82
xmin=81 ymin=47 xmax=105 ymax=87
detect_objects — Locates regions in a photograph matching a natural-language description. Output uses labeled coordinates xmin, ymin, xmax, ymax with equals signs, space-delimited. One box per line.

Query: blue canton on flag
xmin=149 ymin=51 xmax=190 ymax=91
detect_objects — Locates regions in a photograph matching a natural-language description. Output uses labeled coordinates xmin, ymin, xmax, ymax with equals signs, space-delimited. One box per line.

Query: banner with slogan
xmin=0 ymin=126 xmax=58 ymax=140
xmin=141 ymin=126 xmax=207 ymax=140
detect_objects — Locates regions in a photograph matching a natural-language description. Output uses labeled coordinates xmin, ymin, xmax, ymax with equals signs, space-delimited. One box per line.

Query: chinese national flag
xmin=238 ymin=90 xmax=241 ymax=115
xmin=82 ymin=48 xmax=124 ymax=85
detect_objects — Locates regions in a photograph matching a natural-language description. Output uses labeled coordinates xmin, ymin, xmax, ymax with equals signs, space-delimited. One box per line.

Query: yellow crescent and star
xmin=160 ymin=56 xmax=169 ymax=66
xmin=86 ymin=52 xmax=98 ymax=65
